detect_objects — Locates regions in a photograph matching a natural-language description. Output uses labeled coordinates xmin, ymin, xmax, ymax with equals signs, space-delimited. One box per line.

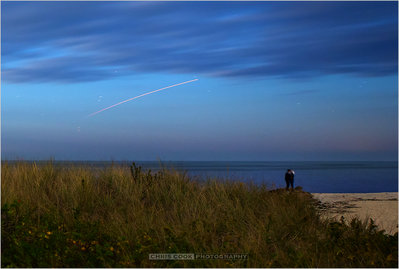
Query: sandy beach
xmin=312 ymin=192 xmax=398 ymax=235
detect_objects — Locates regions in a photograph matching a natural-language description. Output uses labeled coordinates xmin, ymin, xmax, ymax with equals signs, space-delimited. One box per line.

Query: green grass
xmin=2 ymin=161 xmax=397 ymax=267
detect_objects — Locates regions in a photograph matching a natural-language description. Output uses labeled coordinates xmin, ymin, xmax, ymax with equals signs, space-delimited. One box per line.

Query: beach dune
xmin=312 ymin=192 xmax=398 ymax=235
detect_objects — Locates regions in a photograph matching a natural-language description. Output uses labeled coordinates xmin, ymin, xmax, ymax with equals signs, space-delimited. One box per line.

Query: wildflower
xmin=47 ymin=231 xmax=52 ymax=235
xmin=110 ymin=247 xmax=114 ymax=251
xmin=81 ymin=247 xmax=86 ymax=251
xmin=44 ymin=235 xmax=49 ymax=239
xmin=73 ymin=240 xmax=76 ymax=244
xmin=143 ymin=234 xmax=151 ymax=240
xmin=28 ymin=231 xmax=32 ymax=234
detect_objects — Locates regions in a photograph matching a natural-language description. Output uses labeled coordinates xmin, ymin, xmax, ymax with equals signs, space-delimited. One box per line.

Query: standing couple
xmin=285 ymin=169 xmax=295 ymax=190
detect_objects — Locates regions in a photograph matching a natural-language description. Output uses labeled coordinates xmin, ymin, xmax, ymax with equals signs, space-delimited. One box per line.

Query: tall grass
xmin=2 ymin=161 xmax=397 ymax=267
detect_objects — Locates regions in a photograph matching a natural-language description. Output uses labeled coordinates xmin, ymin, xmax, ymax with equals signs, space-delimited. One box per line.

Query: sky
xmin=1 ymin=1 xmax=398 ymax=161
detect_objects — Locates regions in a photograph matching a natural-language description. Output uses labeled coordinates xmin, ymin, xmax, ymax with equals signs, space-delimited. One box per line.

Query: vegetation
xmin=2 ymin=161 xmax=397 ymax=267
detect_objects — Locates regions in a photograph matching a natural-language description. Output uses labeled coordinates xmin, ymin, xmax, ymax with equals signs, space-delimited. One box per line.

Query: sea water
xmin=11 ymin=160 xmax=398 ymax=193
xmin=131 ymin=161 xmax=398 ymax=193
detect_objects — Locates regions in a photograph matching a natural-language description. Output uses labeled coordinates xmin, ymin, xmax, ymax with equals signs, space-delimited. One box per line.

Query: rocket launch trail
xmin=88 ymin=79 xmax=198 ymax=117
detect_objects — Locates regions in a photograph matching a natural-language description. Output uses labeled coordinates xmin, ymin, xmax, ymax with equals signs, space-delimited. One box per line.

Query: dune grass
xmin=1 ymin=161 xmax=397 ymax=267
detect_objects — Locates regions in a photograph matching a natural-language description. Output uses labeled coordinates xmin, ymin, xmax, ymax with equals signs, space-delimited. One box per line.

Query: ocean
xmin=6 ymin=161 xmax=398 ymax=193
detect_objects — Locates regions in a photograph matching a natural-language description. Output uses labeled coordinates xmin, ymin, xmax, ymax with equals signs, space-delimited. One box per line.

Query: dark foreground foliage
xmin=2 ymin=161 xmax=397 ymax=267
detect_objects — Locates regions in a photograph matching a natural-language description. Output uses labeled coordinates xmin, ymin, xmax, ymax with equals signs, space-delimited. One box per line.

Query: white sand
xmin=312 ymin=192 xmax=398 ymax=235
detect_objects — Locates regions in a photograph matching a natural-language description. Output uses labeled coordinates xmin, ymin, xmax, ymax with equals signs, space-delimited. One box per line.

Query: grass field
xmin=1 ymin=161 xmax=397 ymax=267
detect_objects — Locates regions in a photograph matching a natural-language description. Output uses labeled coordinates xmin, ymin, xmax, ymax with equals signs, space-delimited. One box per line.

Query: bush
xmin=1 ymin=161 xmax=397 ymax=267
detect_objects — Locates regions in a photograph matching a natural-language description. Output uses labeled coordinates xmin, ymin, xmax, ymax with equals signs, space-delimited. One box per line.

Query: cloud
xmin=2 ymin=1 xmax=397 ymax=83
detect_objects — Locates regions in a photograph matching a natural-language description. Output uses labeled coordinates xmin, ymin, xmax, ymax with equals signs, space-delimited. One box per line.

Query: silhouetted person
xmin=285 ymin=169 xmax=295 ymax=190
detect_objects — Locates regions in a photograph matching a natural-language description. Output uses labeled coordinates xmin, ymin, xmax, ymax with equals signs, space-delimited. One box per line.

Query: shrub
xmin=1 ymin=161 xmax=397 ymax=267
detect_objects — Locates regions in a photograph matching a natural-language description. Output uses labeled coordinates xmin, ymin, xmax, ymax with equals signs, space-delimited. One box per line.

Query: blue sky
xmin=2 ymin=1 xmax=398 ymax=161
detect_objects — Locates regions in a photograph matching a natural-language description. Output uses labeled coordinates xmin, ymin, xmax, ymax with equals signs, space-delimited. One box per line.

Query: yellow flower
xmin=81 ymin=247 xmax=86 ymax=251
xmin=110 ymin=247 xmax=114 ymax=251
xmin=44 ymin=235 xmax=49 ymax=239
xmin=47 ymin=231 xmax=52 ymax=235
xmin=28 ymin=231 xmax=32 ymax=234
xmin=73 ymin=240 xmax=76 ymax=244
